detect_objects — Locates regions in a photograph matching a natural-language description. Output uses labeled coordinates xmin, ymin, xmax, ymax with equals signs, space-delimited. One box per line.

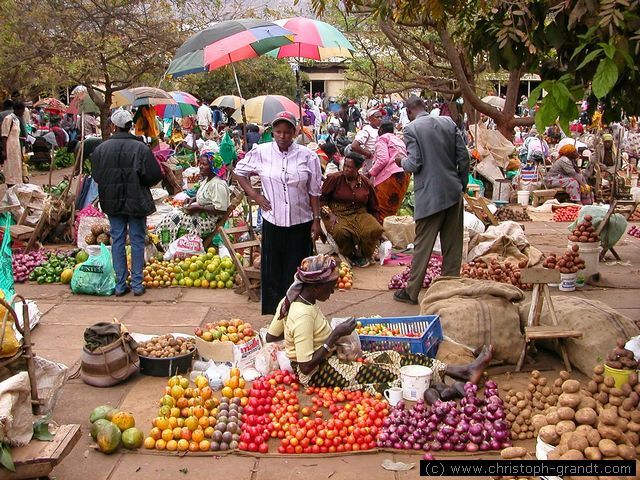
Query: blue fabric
xmin=108 ymin=214 xmax=147 ymax=294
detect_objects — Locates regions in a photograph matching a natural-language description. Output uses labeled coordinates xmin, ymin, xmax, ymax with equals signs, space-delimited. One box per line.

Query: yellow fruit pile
xmin=221 ymin=368 xmax=249 ymax=403
xmin=142 ymin=247 xmax=239 ymax=289
xmin=143 ymin=374 xmax=220 ymax=452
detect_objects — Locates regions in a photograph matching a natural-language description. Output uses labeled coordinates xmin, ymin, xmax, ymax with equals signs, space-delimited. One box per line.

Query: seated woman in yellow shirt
xmin=266 ymin=254 xmax=493 ymax=393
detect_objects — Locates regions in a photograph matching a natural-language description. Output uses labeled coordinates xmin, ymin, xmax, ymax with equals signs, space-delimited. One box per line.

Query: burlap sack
xmin=521 ymin=297 xmax=640 ymax=377
xmin=420 ymin=277 xmax=525 ymax=364
xmin=383 ymin=215 xmax=415 ymax=249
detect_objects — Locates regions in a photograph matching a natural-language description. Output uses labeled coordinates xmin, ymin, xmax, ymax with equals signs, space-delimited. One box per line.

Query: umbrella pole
xmin=230 ymin=57 xmax=248 ymax=152
xmin=297 ymin=44 xmax=305 ymax=146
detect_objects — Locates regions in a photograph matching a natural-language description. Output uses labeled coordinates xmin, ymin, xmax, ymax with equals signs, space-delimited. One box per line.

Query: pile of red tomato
xmin=552 ymin=206 xmax=580 ymax=222
xmin=238 ymin=370 xmax=389 ymax=454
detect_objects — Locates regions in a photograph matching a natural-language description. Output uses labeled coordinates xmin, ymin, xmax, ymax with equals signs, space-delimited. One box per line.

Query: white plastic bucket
xmin=400 ymin=365 xmax=432 ymax=401
xmin=568 ymin=241 xmax=600 ymax=279
xmin=517 ymin=190 xmax=530 ymax=206
xmin=559 ymin=272 xmax=577 ymax=292
xmin=535 ymin=436 xmax=555 ymax=460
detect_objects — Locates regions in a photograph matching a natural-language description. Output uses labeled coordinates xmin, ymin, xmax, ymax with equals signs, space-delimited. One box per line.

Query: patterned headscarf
xmin=200 ymin=149 xmax=227 ymax=179
xmin=558 ymin=144 xmax=578 ymax=157
xmin=278 ymin=254 xmax=339 ymax=320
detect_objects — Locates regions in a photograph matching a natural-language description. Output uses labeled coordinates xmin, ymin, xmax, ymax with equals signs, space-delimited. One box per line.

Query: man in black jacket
xmin=91 ymin=110 xmax=163 ymax=297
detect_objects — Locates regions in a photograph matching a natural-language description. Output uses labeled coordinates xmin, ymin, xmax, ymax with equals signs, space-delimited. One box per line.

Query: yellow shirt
xmin=267 ymin=299 xmax=332 ymax=363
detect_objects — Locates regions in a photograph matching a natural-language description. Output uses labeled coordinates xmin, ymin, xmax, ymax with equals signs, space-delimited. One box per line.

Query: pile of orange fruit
xmin=221 ymin=367 xmax=249 ymax=404
xmin=143 ymin=374 xmax=221 ymax=452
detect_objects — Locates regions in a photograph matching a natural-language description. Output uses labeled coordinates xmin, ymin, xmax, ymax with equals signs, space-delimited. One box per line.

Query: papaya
xmin=89 ymin=405 xmax=115 ymax=423
xmin=105 ymin=409 xmax=120 ymax=422
xmin=90 ymin=419 xmax=111 ymax=441
xmin=121 ymin=427 xmax=144 ymax=449
xmin=60 ymin=268 xmax=74 ymax=284
xmin=111 ymin=411 xmax=135 ymax=432
xmin=96 ymin=421 xmax=121 ymax=454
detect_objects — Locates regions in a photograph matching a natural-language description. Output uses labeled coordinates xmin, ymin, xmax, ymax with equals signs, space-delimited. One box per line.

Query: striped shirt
xmin=234 ymin=142 xmax=322 ymax=227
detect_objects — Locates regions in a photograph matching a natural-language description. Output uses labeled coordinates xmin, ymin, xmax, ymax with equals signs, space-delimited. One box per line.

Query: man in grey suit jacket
xmin=393 ymin=96 xmax=470 ymax=305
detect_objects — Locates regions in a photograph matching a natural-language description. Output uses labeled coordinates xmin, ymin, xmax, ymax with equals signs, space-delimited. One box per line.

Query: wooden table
xmin=0 ymin=424 xmax=81 ymax=480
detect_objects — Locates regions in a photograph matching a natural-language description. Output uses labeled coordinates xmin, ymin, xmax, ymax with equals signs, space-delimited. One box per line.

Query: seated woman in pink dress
xmin=369 ymin=121 xmax=411 ymax=223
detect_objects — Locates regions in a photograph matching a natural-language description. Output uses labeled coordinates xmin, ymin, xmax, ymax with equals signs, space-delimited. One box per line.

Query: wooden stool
xmin=531 ymin=189 xmax=561 ymax=207
xmin=463 ymin=193 xmax=498 ymax=226
xmin=516 ymin=268 xmax=583 ymax=372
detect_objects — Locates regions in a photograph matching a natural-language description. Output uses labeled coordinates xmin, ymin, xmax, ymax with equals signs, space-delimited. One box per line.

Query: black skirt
xmin=261 ymin=219 xmax=313 ymax=315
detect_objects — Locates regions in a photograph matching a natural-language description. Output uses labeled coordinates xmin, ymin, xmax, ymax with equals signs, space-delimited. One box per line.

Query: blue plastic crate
xmin=356 ymin=315 xmax=443 ymax=357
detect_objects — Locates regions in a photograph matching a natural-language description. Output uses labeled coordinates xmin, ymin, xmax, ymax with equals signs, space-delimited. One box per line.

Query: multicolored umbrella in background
xmin=111 ymin=87 xmax=176 ymax=108
xmin=270 ymin=17 xmax=355 ymax=61
xmin=266 ymin=17 xmax=356 ymax=141
xmin=155 ymin=91 xmax=200 ymax=118
xmin=33 ymin=97 xmax=68 ymax=113
xmin=211 ymin=95 xmax=245 ymax=110
xmin=231 ymin=95 xmax=300 ymax=125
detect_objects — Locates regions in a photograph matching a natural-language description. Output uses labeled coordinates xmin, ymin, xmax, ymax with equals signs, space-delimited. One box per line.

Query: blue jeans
xmin=108 ymin=215 xmax=146 ymax=294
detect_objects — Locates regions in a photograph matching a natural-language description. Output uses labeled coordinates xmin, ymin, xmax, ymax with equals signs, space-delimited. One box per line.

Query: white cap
xmin=581 ymin=149 xmax=592 ymax=158
xmin=111 ymin=109 xmax=133 ymax=128
xmin=367 ymin=108 xmax=380 ymax=118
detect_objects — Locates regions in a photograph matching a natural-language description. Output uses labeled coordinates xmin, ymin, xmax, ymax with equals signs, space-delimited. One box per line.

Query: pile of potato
xmin=494 ymin=447 xmax=536 ymax=480
xmin=460 ymin=258 xmax=532 ymax=290
xmin=504 ymin=370 xmax=565 ymax=441
xmin=542 ymin=245 xmax=586 ymax=274
xmin=568 ymin=215 xmax=600 ymax=243
xmin=532 ymin=372 xmax=640 ymax=461
xmin=136 ymin=334 xmax=196 ymax=358
xmin=605 ymin=339 xmax=639 ymax=371
xmin=495 ymin=206 xmax=533 ymax=223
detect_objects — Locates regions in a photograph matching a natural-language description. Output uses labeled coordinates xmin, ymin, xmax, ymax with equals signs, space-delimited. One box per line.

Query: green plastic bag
xmin=219 ymin=131 xmax=237 ymax=166
xmin=71 ymin=244 xmax=115 ymax=296
xmin=0 ymin=214 xmax=14 ymax=300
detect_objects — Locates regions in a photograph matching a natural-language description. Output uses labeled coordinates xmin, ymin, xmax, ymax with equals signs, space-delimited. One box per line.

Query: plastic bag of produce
xmin=0 ymin=214 xmax=14 ymax=300
xmin=330 ymin=317 xmax=362 ymax=361
xmin=71 ymin=244 xmax=115 ymax=296
xmin=163 ymin=234 xmax=204 ymax=261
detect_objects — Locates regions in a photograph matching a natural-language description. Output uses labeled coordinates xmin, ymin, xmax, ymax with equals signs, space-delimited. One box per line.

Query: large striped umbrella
xmin=111 ymin=87 xmax=176 ymax=108
xmin=211 ymin=95 xmax=245 ymax=110
xmin=167 ymin=19 xmax=294 ymax=77
xmin=155 ymin=91 xmax=200 ymax=118
xmin=33 ymin=97 xmax=68 ymax=113
xmin=269 ymin=17 xmax=355 ymax=61
xmin=231 ymin=95 xmax=300 ymax=125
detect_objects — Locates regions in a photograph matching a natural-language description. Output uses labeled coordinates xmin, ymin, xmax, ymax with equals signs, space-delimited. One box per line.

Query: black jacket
xmin=91 ymin=132 xmax=163 ymax=217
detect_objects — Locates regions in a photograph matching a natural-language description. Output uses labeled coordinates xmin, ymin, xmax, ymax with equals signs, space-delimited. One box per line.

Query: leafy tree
xmin=314 ymin=0 xmax=640 ymax=137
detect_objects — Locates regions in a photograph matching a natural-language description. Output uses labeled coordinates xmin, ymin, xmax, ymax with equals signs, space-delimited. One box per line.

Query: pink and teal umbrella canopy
xmin=167 ymin=19 xmax=294 ymax=77
xmin=155 ymin=91 xmax=200 ymax=118
xmin=269 ymin=17 xmax=355 ymax=60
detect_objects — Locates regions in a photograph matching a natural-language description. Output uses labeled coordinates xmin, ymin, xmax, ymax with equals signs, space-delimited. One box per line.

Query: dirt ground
xmin=6 ymin=167 xmax=640 ymax=479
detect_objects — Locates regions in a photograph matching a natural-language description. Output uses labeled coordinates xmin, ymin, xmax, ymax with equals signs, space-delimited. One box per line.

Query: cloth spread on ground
xmin=467 ymin=221 xmax=543 ymax=266
xmin=0 ymin=372 xmax=33 ymax=446
xmin=420 ymin=277 xmax=525 ymax=364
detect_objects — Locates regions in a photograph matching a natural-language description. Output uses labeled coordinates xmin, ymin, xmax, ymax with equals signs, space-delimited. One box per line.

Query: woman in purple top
xmin=234 ymin=112 xmax=323 ymax=315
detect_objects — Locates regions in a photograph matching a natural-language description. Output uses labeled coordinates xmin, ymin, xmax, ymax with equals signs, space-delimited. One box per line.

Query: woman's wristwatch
xmin=313 ymin=214 xmax=322 ymax=220
xmin=323 ymin=343 xmax=332 ymax=352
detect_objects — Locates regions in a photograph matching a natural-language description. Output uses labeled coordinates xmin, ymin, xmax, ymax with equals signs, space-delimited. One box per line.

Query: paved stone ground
xmin=6 ymin=167 xmax=640 ymax=479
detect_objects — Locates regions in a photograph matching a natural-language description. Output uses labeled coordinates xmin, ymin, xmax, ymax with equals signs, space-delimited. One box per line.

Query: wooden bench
xmin=531 ymin=189 xmax=563 ymax=207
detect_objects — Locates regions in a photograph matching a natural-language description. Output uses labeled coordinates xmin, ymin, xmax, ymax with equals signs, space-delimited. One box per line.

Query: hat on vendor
xmin=558 ymin=144 xmax=578 ymax=157
xmin=111 ymin=109 xmax=133 ymax=128
xmin=602 ymin=133 xmax=614 ymax=142
xmin=366 ymin=108 xmax=380 ymax=119
xmin=271 ymin=111 xmax=297 ymax=129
